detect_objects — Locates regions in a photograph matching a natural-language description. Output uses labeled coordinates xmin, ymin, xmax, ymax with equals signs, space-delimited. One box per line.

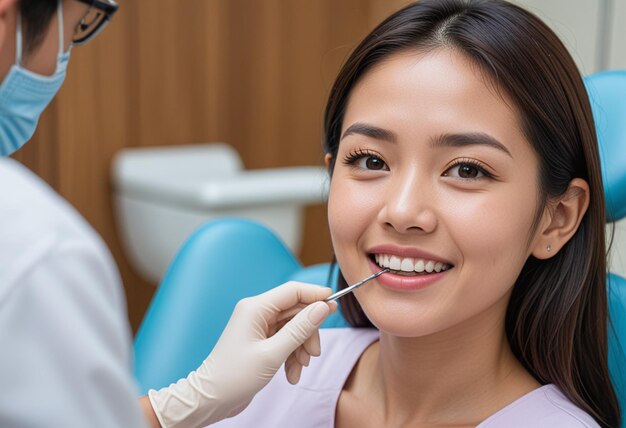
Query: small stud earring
xmin=546 ymin=244 xmax=552 ymax=252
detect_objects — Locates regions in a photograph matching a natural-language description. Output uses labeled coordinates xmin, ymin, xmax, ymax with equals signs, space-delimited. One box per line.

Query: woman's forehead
xmin=341 ymin=49 xmax=527 ymax=156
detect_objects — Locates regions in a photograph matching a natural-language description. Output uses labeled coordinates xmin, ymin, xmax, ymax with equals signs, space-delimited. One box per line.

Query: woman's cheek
xmin=328 ymin=180 xmax=357 ymax=254
xmin=328 ymin=177 xmax=378 ymax=270
xmin=444 ymin=190 xmax=537 ymax=286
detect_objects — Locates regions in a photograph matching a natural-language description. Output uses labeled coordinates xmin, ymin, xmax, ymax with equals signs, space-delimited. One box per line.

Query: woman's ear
xmin=324 ymin=153 xmax=333 ymax=169
xmin=531 ymin=178 xmax=590 ymax=259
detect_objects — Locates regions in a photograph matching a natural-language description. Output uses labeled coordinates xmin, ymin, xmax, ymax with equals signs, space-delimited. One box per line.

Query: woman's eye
xmin=357 ymin=155 xmax=388 ymax=171
xmin=444 ymin=162 xmax=489 ymax=179
xmin=342 ymin=149 xmax=389 ymax=171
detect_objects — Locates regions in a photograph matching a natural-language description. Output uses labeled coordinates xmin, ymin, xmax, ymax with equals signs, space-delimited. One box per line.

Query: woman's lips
xmin=367 ymin=256 xmax=449 ymax=291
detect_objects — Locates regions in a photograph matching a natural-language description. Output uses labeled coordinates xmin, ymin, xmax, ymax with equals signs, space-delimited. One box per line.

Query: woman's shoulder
xmin=208 ymin=328 xmax=379 ymax=428
xmin=478 ymin=384 xmax=600 ymax=427
xmin=299 ymin=327 xmax=380 ymax=386
xmin=316 ymin=327 xmax=380 ymax=364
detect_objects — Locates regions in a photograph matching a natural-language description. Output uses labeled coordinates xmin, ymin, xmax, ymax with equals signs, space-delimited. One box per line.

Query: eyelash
xmin=342 ymin=149 xmax=386 ymax=169
xmin=342 ymin=149 xmax=494 ymax=180
xmin=445 ymin=158 xmax=494 ymax=180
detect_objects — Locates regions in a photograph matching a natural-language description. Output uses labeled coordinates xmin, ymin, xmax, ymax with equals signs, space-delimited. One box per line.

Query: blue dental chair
xmin=133 ymin=219 xmax=348 ymax=395
xmin=133 ymin=70 xmax=626 ymax=424
xmin=585 ymin=70 xmax=626 ymax=426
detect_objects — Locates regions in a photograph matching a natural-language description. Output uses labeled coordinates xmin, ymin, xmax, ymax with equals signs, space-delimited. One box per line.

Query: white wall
xmin=608 ymin=0 xmax=626 ymax=70
xmin=512 ymin=0 xmax=603 ymax=74
xmin=513 ymin=0 xmax=626 ymax=73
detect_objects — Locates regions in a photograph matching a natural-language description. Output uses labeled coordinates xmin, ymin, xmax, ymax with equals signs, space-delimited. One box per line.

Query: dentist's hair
xmin=322 ymin=0 xmax=619 ymax=426
xmin=19 ymin=0 xmax=57 ymax=54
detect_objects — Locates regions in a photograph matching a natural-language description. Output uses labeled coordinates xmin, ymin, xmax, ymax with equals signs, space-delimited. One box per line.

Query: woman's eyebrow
xmin=341 ymin=122 xmax=397 ymax=143
xmin=340 ymin=124 xmax=512 ymax=158
xmin=430 ymin=132 xmax=513 ymax=158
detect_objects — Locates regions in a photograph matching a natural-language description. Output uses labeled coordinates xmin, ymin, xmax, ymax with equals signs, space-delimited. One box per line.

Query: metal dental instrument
xmin=325 ymin=268 xmax=390 ymax=302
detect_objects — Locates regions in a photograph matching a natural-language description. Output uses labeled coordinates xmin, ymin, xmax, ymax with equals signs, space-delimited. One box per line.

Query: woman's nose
xmin=377 ymin=172 xmax=438 ymax=234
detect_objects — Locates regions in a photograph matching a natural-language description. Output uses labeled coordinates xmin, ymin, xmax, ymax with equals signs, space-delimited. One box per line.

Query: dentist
xmin=0 ymin=1 xmax=334 ymax=427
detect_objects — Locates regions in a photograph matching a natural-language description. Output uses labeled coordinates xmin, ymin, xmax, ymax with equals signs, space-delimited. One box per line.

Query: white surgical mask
xmin=0 ymin=0 xmax=70 ymax=156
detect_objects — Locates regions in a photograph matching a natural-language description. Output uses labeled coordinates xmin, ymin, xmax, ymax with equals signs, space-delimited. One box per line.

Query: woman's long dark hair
xmin=322 ymin=0 xmax=620 ymax=426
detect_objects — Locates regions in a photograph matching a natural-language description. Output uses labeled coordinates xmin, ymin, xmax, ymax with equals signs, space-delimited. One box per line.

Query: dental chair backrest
xmin=133 ymin=70 xmax=626 ymax=426
xmin=584 ymin=70 xmax=626 ymax=426
xmin=133 ymin=218 xmax=346 ymax=395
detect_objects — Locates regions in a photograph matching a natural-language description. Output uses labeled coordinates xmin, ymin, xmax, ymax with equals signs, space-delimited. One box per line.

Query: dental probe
xmin=325 ymin=269 xmax=390 ymax=302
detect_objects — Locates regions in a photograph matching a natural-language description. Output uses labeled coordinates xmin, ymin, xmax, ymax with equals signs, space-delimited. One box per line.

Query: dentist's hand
xmin=145 ymin=282 xmax=336 ymax=428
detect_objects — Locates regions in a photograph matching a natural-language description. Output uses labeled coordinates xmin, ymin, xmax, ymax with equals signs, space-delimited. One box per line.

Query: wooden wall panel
xmin=12 ymin=0 xmax=407 ymax=332
xmin=10 ymin=107 xmax=59 ymax=186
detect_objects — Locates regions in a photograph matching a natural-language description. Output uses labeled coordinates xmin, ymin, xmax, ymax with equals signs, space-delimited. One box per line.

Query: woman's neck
xmin=345 ymin=299 xmax=541 ymax=426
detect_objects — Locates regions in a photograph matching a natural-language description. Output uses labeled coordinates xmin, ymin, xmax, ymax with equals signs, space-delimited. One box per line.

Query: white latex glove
xmin=148 ymin=281 xmax=336 ymax=428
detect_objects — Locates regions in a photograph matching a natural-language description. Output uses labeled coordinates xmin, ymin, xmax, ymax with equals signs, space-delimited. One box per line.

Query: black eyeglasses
xmin=73 ymin=0 xmax=119 ymax=46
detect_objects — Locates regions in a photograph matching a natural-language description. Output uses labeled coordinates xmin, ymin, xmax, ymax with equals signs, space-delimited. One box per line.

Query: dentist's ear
xmin=324 ymin=153 xmax=333 ymax=170
xmin=531 ymin=178 xmax=590 ymax=259
xmin=0 ymin=0 xmax=16 ymax=54
xmin=0 ymin=0 xmax=14 ymax=16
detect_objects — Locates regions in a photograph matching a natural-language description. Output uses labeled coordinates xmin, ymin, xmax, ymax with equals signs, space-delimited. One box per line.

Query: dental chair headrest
xmin=584 ymin=70 xmax=626 ymax=222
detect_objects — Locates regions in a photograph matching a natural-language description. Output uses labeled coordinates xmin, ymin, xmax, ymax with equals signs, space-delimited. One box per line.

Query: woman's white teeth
xmin=390 ymin=256 xmax=402 ymax=270
xmin=374 ymin=254 xmax=450 ymax=273
xmin=400 ymin=258 xmax=413 ymax=271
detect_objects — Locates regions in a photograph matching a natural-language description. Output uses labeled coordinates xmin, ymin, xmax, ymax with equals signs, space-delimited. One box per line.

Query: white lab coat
xmin=0 ymin=158 xmax=147 ymax=427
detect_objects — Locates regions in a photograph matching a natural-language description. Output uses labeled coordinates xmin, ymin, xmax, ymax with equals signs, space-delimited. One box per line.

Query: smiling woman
xmin=208 ymin=0 xmax=620 ymax=427
xmin=329 ymin=48 xmax=545 ymax=323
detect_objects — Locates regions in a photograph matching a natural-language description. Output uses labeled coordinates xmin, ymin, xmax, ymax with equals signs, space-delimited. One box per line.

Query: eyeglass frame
xmin=73 ymin=0 xmax=119 ymax=46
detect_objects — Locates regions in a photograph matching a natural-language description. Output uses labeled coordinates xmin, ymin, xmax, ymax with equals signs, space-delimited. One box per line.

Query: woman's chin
xmin=360 ymin=306 xmax=446 ymax=338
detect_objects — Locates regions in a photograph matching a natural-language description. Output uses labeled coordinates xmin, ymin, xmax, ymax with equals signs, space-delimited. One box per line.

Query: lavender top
xmin=209 ymin=328 xmax=599 ymax=427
